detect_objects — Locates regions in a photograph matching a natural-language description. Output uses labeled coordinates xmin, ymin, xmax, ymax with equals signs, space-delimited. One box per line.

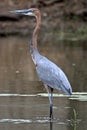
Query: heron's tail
xmin=62 ymin=84 xmax=72 ymax=95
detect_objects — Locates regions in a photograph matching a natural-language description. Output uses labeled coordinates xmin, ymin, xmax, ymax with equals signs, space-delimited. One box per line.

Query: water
xmin=0 ymin=36 xmax=87 ymax=130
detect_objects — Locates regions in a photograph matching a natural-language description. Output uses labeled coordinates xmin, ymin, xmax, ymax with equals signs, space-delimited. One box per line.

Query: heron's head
xmin=10 ymin=8 xmax=40 ymax=17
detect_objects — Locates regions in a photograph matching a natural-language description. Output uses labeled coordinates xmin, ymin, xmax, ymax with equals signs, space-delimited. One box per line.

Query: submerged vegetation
xmin=70 ymin=109 xmax=78 ymax=130
xmin=52 ymin=24 xmax=87 ymax=41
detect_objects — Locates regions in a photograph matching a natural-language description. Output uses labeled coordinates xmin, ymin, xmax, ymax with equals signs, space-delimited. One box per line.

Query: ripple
xmin=0 ymin=93 xmax=36 ymax=97
xmin=0 ymin=117 xmax=51 ymax=124
xmin=0 ymin=119 xmax=32 ymax=124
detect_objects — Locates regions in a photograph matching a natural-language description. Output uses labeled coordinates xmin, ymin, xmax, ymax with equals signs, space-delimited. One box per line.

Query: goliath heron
xmin=10 ymin=8 xmax=72 ymax=119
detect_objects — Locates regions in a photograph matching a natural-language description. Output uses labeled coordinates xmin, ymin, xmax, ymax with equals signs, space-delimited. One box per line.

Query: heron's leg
xmin=50 ymin=88 xmax=53 ymax=119
xmin=44 ymin=84 xmax=53 ymax=119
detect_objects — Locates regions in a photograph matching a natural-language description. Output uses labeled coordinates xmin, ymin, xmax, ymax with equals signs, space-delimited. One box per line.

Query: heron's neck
xmin=31 ymin=14 xmax=41 ymax=50
xmin=30 ymin=12 xmax=41 ymax=64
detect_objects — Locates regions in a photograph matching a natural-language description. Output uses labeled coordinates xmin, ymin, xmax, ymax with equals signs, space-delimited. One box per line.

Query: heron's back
xmin=36 ymin=55 xmax=72 ymax=95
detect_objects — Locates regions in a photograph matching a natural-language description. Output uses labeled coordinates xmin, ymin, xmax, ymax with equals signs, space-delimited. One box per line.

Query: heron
xmin=10 ymin=8 xmax=72 ymax=119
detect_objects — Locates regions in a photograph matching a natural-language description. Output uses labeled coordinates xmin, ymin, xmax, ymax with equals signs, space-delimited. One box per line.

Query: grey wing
xmin=36 ymin=56 xmax=72 ymax=95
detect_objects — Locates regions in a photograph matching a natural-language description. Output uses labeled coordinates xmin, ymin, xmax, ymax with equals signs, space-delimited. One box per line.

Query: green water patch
xmin=37 ymin=92 xmax=87 ymax=102
xmin=69 ymin=92 xmax=87 ymax=101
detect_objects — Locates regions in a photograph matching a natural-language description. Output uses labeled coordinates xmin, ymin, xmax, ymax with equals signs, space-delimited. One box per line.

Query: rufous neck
xmin=32 ymin=13 xmax=41 ymax=49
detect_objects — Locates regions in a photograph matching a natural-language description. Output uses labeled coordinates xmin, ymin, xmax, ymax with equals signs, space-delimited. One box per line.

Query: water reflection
xmin=0 ymin=36 xmax=87 ymax=130
xmin=0 ymin=36 xmax=87 ymax=91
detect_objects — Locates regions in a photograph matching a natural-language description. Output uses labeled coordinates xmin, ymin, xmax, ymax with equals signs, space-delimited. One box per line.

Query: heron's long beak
xmin=9 ymin=9 xmax=33 ymax=16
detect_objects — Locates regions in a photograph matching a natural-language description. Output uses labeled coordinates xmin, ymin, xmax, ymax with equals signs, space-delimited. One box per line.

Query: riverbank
xmin=0 ymin=0 xmax=87 ymax=40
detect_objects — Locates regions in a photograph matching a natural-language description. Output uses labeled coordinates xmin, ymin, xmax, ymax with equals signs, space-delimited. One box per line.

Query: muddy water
xmin=0 ymin=36 xmax=87 ymax=130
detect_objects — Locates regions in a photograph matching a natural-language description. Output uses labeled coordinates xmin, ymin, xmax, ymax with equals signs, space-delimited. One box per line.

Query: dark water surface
xmin=0 ymin=36 xmax=87 ymax=130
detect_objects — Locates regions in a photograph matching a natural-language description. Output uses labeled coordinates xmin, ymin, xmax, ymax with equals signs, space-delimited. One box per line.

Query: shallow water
xmin=0 ymin=36 xmax=87 ymax=130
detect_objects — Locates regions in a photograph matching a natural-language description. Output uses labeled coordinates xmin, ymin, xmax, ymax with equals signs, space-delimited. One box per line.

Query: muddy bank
xmin=0 ymin=0 xmax=87 ymax=40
